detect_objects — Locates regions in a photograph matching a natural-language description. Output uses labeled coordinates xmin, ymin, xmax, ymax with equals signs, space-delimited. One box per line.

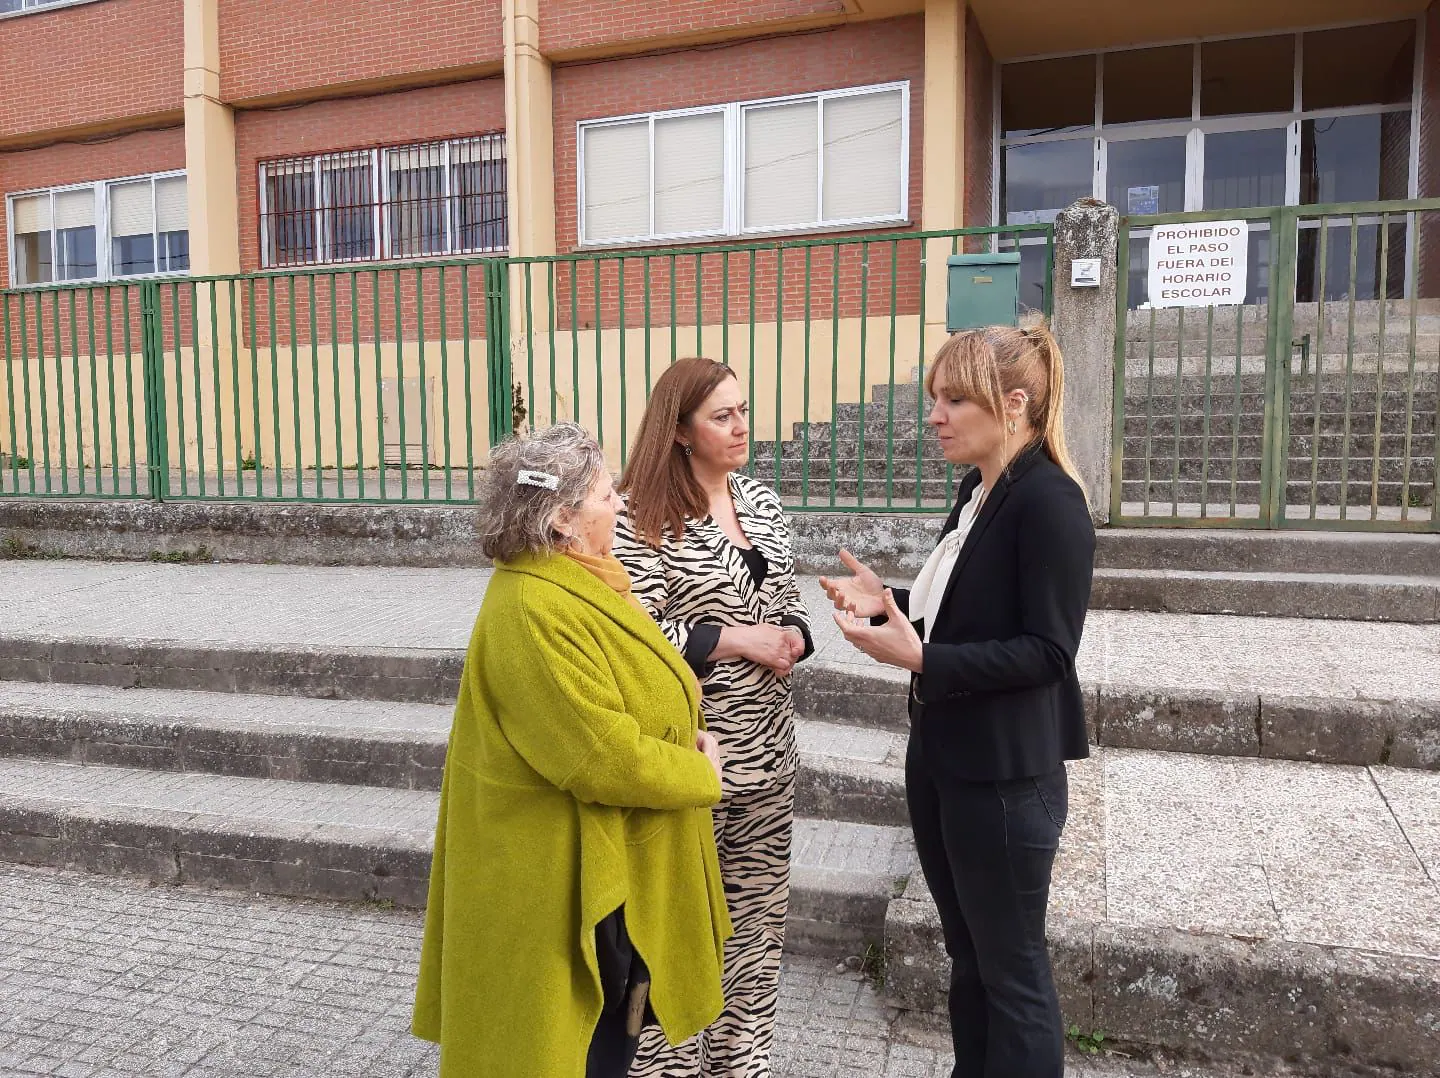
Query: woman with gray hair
xmin=412 ymin=422 xmax=733 ymax=1078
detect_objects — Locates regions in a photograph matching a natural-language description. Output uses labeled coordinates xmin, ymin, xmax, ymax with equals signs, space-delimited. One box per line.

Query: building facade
xmin=1 ymin=0 xmax=1437 ymax=515
xmin=4 ymin=0 xmax=1432 ymax=291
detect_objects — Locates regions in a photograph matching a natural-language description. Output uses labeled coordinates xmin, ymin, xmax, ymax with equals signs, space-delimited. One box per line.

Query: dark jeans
xmin=587 ymin=906 xmax=652 ymax=1078
xmin=905 ymin=736 xmax=1069 ymax=1078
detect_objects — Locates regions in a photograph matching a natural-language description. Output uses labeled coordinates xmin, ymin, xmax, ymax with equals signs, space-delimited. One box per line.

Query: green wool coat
xmin=412 ymin=551 xmax=732 ymax=1077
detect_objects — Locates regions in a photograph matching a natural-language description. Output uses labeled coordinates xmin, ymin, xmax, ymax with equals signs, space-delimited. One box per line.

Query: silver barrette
xmin=517 ymin=470 xmax=560 ymax=491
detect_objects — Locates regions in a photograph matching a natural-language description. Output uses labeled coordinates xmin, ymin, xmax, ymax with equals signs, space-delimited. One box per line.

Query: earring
xmin=1006 ymin=419 xmax=1017 ymax=434
xmin=683 ymin=444 xmax=693 ymax=457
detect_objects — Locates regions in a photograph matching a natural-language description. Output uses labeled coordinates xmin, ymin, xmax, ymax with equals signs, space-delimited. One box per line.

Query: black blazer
xmin=890 ymin=445 xmax=1095 ymax=782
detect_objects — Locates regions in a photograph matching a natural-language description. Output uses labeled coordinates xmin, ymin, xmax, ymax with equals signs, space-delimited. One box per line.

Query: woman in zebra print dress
xmin=613 ymin=357 xmax=813 ymax=1078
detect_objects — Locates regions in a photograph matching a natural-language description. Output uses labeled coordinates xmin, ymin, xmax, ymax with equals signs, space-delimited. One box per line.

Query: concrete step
xmin=1125 ymin=432 xmax=1422 ymax=459
xmin=1123 ymin=410 xmax=1436 ymax=437
xmin=1093 ymin=567 xmax=1440 ymax=623
xmin=0 ymin=754 xmax=915 ymax=957
xmin=1122 ymin=389 xmax=1439 ymax=415
xmin=884 ymin=748 xmax=1440 ymax=1075
xmin=792 ymin=657 xmax=1440 ymax=770
xmin=1120 ymin=477 xmax=1434 ymax=508
xmin=1120 ymin=455 xmax=1435 ymax=485
xmin=1094 ymin=527 xmax=1440 ymax=576
xmin=0 ymin=681 xmax=910 ymax=826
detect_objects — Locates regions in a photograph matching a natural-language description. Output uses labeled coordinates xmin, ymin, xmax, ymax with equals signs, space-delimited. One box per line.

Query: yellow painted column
xmin=183 ymin=0 xmax=246 ymax=472
xmin=503 ymin=0 xmax=558 ymax=438
xmin=184 ymin=0 xmax=240 ymax=277
xmin=922 ymin=0 xmax=966 ymax=353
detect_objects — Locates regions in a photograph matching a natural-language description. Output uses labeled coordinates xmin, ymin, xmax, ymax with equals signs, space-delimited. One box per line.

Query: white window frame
xmin=577 ymin=81 xmax=911 ymax=249
xmin=258 ymin=135 xmax=506 ymax=269
xmin=6 ymin=169 xmax=188 ymax=288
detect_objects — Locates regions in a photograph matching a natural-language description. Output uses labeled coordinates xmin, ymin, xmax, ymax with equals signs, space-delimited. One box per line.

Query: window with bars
xmin=579 ymin=82 xmax=909 ymax=246
xmin=258 ymin=134 xmax=508 ymax=268
xmin=7 ymin=172 xmax=188 ymax=286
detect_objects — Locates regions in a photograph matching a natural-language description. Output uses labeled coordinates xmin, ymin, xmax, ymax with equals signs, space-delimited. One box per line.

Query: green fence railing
xmin=1112 ymin=198 xmax=1440 ymax=532
xmin=0 ymin=224 xmax=1053 ymax=512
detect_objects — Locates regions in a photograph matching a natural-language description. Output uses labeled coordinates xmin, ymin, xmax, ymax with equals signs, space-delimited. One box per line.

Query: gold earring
xmin=1006 ymin=419 xmax=1017 ymax=434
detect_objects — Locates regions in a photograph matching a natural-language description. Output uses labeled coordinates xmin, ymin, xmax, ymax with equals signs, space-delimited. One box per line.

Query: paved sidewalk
xmin=0 ymin=862 xmax=1327 ymax=1078
xmin=2 ymin=560 xmax=1439 ymax=703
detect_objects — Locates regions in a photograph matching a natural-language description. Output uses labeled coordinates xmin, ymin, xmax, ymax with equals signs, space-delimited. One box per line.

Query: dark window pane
xmin=1001 ymin=56 xmax=1095 ymax=138
xmin=160 ymin=231 xmax=189 ymax=273
xmin=1301 ymin=111 xmax=1412 ymax=204
xmin=55 ymin=227 xmax=96 ymax=280
xmin=1106 ymin=137 xmax=1186 ymax=215
xmin=1103 ymin=46 xmax=1193 ymax=125
xmin=1201 ymin=35 xmax=1295 ymax=116
xmin=1003 ymin=140 xmax=1093 ymax=224
xmin=112 ymin=233 xmax=156 ymax=277
xmin=1297 ymin=219 xmax=1408 ymax=302
xmin=1303 ymin=22 xmax=1415 ymax=110
xmin=452 ymin=159 xmax=507 ymax=251
xmin=1203 ymin=128 xmax=1288 ymax=210
xmin=265 ymin=172 xmax=317 ymax=265
xmin=14 ymin=231 xmax=51 ymax=285
xmin=321 ymin=164 xmax=374 ymax=261
xmin=389 ymin=164 xmax=446 ymax=256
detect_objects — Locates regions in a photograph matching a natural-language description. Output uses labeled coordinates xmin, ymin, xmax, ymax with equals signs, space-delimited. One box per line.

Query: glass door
xmin=1200 ymin=123 xmax=1293 ymax=303
xmin=1103 ymin=133 xmax=1188 ymax=306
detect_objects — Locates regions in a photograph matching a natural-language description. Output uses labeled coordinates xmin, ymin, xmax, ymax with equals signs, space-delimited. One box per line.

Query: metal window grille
xmin=258 ymin=134 xmax=508 ymax=269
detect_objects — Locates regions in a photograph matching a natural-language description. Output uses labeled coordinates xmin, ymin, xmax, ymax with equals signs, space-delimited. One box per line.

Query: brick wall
xmin=0 ymin=126 xmax=186 ymax=289
xmin=0 ymin=0 xmax=182 ymax=142
xmin=963 ymin=10 xmax=994 ymax=232
xmin=234 ymin=79 xmax=506 ymax=273
xmin=538 ymin=0 xmax=845 ymax=55
xmin=550 ymin=17 xmax=926 ymax=326
xmin=217 ymin=0 xmax=503 ymax=104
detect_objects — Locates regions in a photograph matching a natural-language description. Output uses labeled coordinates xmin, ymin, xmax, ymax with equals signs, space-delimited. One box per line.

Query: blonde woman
xmin=823 ymin=325 xmax=1095 ymax=1078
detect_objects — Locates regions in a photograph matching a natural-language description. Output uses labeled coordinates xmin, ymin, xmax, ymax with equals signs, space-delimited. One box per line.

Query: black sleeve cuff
xmin=870 ymin=586 xmax=910 ymax=627
xmin=779 ymin=615 xmax=815 ymax=662
xmin=682 ymin=623 xmax=723 ymax=678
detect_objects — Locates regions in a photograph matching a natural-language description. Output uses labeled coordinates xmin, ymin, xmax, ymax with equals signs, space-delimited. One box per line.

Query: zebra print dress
xmin=615 ymin=471 xmax=811 ymax=1076
xmin=612 ymin=471 xmax=813 ymax=794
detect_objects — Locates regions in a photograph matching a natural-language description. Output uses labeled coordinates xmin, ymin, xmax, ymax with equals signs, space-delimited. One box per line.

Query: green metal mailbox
xmin=945 ymin=253 xmax=1021 ymax=331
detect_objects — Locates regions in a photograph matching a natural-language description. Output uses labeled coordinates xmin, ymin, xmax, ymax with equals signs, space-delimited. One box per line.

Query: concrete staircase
xmin=0 ymin=560 xmax=1437 ymax=1075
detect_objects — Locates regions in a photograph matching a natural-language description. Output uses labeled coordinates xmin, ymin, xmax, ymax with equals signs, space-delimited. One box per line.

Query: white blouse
xmin=907 ymin=484 xmax=986 ymax=642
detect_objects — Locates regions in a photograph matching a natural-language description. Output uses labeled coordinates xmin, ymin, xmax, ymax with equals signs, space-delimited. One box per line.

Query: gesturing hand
xmin=832 ymin=588 xmax=924 ymax=673
xmin=696 ymin=730 xmax=723 ymax=785
xmin=819 ymin=549 xmax=887 ymax=620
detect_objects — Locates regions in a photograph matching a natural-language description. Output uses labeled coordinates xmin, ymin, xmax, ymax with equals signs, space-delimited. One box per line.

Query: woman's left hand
xmin=832 ymin=589 xmax=924 ymax=673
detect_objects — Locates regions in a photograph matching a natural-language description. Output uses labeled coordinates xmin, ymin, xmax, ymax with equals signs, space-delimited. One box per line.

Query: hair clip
xmin=517 ymin=470 xmax=560 ymax=491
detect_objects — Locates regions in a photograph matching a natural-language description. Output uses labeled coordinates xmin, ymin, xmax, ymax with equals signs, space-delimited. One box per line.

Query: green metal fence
xmin=1111 ymin=199 xmax=1440 ymax=532
xmin=1 ymin=224 xmax=1052 ymax=512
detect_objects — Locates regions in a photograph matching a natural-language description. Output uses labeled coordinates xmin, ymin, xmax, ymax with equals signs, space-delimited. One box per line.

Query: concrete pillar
xmin=504 ymin=0 xmax=556 ymax=260
xmin=183 ymin=0 xmax=240 ymax=277
xmin=921 ymin=0 xmax=966 ymax=356
xmin=502 ymin=0 xmax=557 ymax=436
xmin=1051 ymin=198 xmax=1119 ymax=525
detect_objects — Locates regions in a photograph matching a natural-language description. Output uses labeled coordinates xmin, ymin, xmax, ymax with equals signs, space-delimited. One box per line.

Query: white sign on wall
xmin=1147 ymin=221 xmax=1248 ymax=308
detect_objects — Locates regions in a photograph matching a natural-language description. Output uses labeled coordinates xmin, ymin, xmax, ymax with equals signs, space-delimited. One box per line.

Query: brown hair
xmin=924 ymin=322 xmax=1087 ymax=502
xmin=619 ymin=357 xmax=737 ymax=547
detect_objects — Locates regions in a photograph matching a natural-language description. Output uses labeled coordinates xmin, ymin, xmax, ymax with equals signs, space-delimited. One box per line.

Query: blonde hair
xmin=924 ymin=322 xmax=1088 ymax=504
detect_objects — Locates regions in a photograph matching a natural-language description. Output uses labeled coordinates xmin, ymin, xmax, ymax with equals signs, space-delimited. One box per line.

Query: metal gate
xmin=1111 ymin=199 xmax=1440 ymax=531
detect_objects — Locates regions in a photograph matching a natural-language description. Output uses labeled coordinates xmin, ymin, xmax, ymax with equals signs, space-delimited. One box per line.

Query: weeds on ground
xmin=148 ymin=546 xmax=213 ymax=564
xmin=859 ymin=942 xmax=887 ymax=990
xmin=1066 ymin=1025 xmax=1107 ymax=1055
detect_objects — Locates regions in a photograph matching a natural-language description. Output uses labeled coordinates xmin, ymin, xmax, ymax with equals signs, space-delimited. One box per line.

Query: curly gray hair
xmin=478 ymin=423 xmax=607 ymax=562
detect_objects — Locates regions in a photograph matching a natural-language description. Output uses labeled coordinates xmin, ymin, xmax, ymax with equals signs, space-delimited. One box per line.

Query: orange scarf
xmin=565 ymin=549 xmax=703 ymax=699
xmin=564 ymin=549 xmax=650 ymax=619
